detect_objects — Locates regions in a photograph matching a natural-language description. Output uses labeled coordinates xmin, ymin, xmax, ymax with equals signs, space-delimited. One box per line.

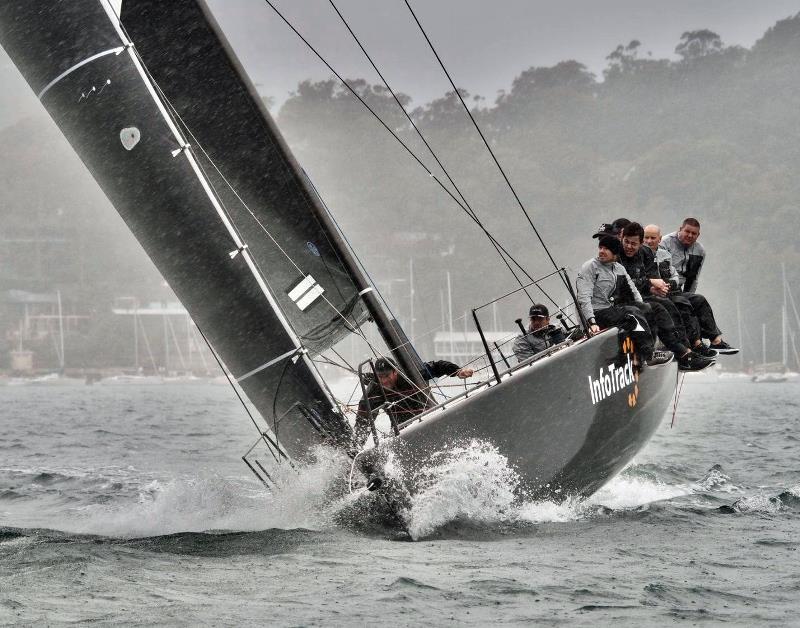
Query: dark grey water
xmin=1 ymin=379 xmax=799 ymax=625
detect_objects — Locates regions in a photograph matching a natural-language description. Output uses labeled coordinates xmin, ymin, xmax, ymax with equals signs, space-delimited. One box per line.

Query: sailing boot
xmin=710 ymin=340 xmax=739 ymax=355
xmin=678 ymin=351 xmax=715 ymax=371
xmin=646 ymin=350 xmax=674 ymax=367
xmin=693 ymin=343 xmax=718 ymax=358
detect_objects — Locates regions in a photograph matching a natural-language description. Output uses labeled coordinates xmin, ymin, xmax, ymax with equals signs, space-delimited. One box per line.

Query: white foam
xmin=587 ymin=473 xmax=692 ymax=509
xmin=49 ymin=441 xmax=697 ymax=539
xmin=400 ymin=443 xmax=694 ymax=538
xmin=693 ymin=466 xmax=743 ymax=494
xmin=62 ymin=446 xmax=352 ymax=537
xmin=406 ymin=440 xmax=519 ymax=539
xmin=732 ymin=492 xmax=783 ymax=514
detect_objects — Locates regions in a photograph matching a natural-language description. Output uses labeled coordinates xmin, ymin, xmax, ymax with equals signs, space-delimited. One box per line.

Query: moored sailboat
xmin=0 ymin=0 xmax=678 ymax=507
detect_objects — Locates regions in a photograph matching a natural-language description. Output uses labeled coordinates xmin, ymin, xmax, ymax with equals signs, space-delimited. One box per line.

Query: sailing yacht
xmin=0 ymin=0 xmax=679 ymax=503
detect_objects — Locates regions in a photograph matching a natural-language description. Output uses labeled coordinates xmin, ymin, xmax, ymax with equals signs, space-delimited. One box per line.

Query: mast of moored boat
xmin=736 ymin=291 xmax=744 ymax=372
xmin=782 ymin=263 xmax=788 ymax=368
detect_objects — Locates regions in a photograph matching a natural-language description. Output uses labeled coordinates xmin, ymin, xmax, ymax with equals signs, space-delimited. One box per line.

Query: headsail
xmin=0 ymin=1 xmax=354 ymax=458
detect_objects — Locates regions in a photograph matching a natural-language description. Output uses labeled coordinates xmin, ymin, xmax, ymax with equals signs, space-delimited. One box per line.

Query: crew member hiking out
xmin=354 ymin=357 xmax=474 ymax=448
xmin=644 ymin=223 xmax=715 ymax=357
xmin=576 ymin=235 xmax=668 ymax=367
xmin=655 ymin=219 xmax=738 ymax=355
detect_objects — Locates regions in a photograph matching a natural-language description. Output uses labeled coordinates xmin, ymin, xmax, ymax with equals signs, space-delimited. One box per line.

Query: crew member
xmin=354 ymin=356 xmax=474 ymax=448
xmin=576 ymin=235 xmax=662 ymax=365
xmin=655 ymin=220 xmax=738 ymax=354
xmin=512 ymin=303 xmax=566 ymax=362
xmin=661 ymin=218 xmax=705 ymax=293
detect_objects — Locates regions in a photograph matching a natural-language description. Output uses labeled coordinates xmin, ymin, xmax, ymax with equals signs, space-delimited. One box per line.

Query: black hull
xmin=383 ymin=329 xmax=676 ymax=500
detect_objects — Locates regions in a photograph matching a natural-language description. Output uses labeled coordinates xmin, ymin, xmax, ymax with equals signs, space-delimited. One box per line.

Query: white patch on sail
xmin=120 ymin=127 xmax=141 ymax=151
xmin=288 ymin=275 xmax=316 ymax=301
xmin=296 ymin=285 xmax=324 ymax=311
xmin=288 ymin=275 xmax=324 ymax=311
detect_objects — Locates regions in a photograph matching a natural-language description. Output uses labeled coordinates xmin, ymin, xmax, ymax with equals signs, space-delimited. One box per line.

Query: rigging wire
xmin=106 ymin=7 xmax=381 ymax=418
xmin=108 ymin=1 xmax=494 ymax=447
xmin=327 ymin=0 xmax=534 ymax=302
xmin=403 ymin=0 xmax=571 ymax=295
xmin=670 ymin=370 xmax=686 ymax=428
xmin=118 ymin=3 xmax=567 ymax=414
xmin=122 ymin=31 xmax=385 ymax=362
xmin=257 ymin=0 xmax=566 ymax=314
xmin=144 ymin=61 xmax=443 ymax=410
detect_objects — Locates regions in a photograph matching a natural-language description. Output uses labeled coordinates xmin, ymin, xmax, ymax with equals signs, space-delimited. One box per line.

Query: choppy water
xmin=1 ymin=379 xmax=799 ymax=625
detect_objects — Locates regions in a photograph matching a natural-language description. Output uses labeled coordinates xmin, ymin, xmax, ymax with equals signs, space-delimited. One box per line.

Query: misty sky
xmin=2 ymin=0 xmax=799 ymax=125
xmin=210 ymin=0 xmax=800 ymax=108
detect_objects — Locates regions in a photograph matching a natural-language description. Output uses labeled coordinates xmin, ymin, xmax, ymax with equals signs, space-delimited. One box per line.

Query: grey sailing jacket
xmin=576 ymin=257 xmax=643 ymax=321
xmin=512 ymin=324 xmax=564 ymax=363
xmin=660 ymin=232 xmax=706 ymax=293
xmin=654 ymin=247 xmax=680 ymax=291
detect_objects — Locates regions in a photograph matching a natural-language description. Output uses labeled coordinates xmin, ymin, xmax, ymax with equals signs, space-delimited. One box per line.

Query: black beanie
xmin=598 ymin=235 xmax=623 ymax=257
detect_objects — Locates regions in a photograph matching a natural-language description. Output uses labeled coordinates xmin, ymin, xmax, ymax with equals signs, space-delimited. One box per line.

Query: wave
xmin=4 ymin=440 xmax=797 ymax=541
xmin=54 ymin=446 xmax=353 ymax=538
xmin=372 ymin=443 xmax=800 ymax=539
xmin=0 ymin=525 xmax=329 ymax=559
xmin=405 ymin=441 xmax=519 ymax=539
xmin=394 ymin=440 xmax=694 ymax=539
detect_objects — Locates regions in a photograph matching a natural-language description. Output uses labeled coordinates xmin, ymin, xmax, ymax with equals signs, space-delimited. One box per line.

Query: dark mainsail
xmin=0 ymin=0 xmax=365 ymax=458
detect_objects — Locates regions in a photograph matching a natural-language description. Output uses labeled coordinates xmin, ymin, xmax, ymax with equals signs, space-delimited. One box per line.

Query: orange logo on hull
xmin=622 ymin=335 xmax=639 ymax=408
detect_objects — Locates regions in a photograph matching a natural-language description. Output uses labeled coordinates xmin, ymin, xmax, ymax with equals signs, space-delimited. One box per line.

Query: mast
xmin=447 ymin=271 xmax=455 ymax=363
xmin=762 ymin=323 xmax=767 ymax=366
xmin=133 ymin=308 xmax=139 ymax=371
xmin=56 ymin=290 xmax=65 ymax=372
xmin=782 ymin=263 xmax=788 ymax=367
xmin=735 ymin=291 xmax=743 ymax=372
xmin=409 ymin=258 xmax=415 ymax=343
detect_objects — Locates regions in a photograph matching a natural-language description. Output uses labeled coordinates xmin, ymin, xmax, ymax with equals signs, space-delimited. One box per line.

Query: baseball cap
xmin=529 ymin=304 xmax=549 ymax=318
xmin=373 ymin=357 xmax=398 ymax=374
xmin=592 ymin=223 xmax=618 ymax=239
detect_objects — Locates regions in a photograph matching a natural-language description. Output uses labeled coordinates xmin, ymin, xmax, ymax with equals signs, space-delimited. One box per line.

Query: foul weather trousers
xmin=683 ymin=292 xmax=722 ymax=340
xmin=646 ymin=295 xmax=691 ymax=351
xmin=668 ymin=293 xmax=702 ymax=345
xmin=595 ymin=305 xmax=655 ymax=360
